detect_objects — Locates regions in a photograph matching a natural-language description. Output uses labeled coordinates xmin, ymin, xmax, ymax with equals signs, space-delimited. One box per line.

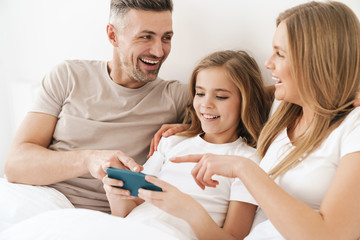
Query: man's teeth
xmin=141 ymin=58 xmax=159 ymax=64
xmin=203 ymin=114 xmax=219 ymax=119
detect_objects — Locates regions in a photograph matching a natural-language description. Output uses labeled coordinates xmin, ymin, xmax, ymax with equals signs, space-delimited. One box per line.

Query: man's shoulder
xmin=155 ymin=78 xmax=187 ymax=88
xmin=153 ymin=78 xmax=188 ymax=96
xmin=59 ymin=59 xmax=107 ymax=70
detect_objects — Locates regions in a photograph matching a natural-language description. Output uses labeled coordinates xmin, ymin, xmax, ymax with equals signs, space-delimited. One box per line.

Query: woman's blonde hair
xmin=257 ymin=1 xmax=360 ymax=178
xmin=179 ymin=50 xmax=272 ymax=147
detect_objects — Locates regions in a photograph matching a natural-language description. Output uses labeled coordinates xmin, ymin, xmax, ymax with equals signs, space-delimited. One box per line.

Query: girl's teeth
xmin=203 ymin=114 xmax=219 ymax=119
xmin=272 ymin=76 xmax=280 ymax=81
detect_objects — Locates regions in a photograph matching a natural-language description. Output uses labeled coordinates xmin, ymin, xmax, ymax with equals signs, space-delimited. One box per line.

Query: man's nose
xmin=149 ymin=39 xmax=164 ymax=58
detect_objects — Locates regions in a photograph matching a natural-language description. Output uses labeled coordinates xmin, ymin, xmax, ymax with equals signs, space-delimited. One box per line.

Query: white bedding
xmin=0 ymin=178 xmax=188 ymax=239
xmin=0 ymin=178 xmax=74 ymax=232
xmin=0 ymin=208 xmax=179 ymax=240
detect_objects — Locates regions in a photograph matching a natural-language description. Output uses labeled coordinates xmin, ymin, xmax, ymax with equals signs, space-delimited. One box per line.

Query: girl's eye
xmin=217 ymin=96 xmax=228 ymax=100
xmin=195 ymin=93 xmax=205 ymax=97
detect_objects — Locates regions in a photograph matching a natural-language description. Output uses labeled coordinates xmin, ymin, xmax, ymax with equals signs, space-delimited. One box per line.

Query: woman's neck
xmin=288 ymin=106 xmax=314 ymax=141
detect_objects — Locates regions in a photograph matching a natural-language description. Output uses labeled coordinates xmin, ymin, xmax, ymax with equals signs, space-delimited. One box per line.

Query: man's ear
xmin=107 ymin=24 xmax=119 ymax=47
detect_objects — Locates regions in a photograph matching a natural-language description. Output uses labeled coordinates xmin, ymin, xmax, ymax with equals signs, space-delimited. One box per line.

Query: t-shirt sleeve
xmin=340 ymin=108 xmax=360 ymax=157
xmin=30 ymin=61 xmax=69 ymax=117
xmin=168 ymin=81 xmax=191 ymax=123
xmin=142 ymin=138 xmax=168 ymax=176
xmin=230 ymin=178 xmax=258 ymax=206
xmin=142 ymin=151 xmax=165 ymax=176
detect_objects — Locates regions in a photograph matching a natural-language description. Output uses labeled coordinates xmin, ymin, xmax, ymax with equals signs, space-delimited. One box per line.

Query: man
xmin=3 ymin=0 xmax=189 ymax=216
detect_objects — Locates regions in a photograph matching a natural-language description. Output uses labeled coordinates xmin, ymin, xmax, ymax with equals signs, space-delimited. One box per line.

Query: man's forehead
xmin=123 ymin=9 xmax=173 ymax=34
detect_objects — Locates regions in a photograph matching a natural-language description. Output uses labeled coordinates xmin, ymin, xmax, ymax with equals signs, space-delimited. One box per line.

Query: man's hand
xmin=85 ymin=150 xmax=143 ymax=180
xmin=147 ymin=124 xmax=190 ymax=158
xmin=354 ymin=89 xmax=360 ymax=107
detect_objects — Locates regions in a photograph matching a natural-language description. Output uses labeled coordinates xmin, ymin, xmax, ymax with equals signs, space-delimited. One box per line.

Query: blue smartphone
xmin=106 ymin=167 xmax=162 ymax=197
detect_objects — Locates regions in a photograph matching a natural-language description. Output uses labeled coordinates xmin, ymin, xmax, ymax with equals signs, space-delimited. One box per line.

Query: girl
xmin=103 ymin=50 xmax=272 ymax=239
xmin=171 ymin=1 xmax=360 ymax=239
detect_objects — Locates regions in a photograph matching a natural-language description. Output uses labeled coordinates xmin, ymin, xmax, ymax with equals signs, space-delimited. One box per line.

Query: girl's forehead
xmin=196 ymin=68 xmax=239 ymax=94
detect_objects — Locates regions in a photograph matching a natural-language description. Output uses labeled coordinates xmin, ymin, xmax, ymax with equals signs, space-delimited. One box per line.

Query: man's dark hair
xmin=110 ymin=0 xmax=173 ymax=23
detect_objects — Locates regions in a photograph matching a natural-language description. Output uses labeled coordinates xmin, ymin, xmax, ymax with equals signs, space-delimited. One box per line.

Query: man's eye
xmin=162 ymin=36 xmax=172 ymax=41
xmin=141 ymin=35 xmax=151 ymax=39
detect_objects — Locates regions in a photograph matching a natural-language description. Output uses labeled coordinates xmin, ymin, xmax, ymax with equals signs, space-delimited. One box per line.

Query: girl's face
xmin=193 ymin=67 xmax=241 ymax=144
xmin=265 ymin=21 xmax=301 ymax=105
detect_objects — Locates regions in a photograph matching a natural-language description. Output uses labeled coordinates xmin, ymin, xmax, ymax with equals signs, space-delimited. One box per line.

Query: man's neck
xmin=107 ymin=61 xmax=148 ymax=89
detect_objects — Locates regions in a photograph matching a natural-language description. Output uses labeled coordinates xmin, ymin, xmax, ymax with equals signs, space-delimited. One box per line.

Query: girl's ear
xmin=106 ymin=24 xmax=120 ymax=47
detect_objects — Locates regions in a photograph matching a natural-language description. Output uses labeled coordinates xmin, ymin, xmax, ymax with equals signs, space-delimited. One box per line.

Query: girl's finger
xmin=144 ymin=175 xmax=167 ymax=190
xmin=102 ymin=175 xmax=124 ymax=187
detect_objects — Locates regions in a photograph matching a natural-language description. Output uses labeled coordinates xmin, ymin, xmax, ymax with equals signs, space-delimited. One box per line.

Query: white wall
xmin=0 ymin=0 xmax=359 ymax=176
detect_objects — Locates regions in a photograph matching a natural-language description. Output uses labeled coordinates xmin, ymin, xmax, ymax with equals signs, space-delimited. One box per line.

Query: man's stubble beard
xmin=131 ymin=62 xmax=162 ymax=83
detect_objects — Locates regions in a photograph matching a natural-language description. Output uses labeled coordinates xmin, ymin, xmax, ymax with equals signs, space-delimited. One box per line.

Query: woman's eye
xmin=195 ymin=93 xmax=205 ymax=97
xmin=276 ymin=51 xmax=284 ymax=58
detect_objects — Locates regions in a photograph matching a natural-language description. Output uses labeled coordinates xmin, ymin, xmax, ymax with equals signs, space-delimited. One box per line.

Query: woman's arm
xmin=172 ymin=153 xmax=360 ymax=239
xmin=139 ymin=175 xmax=256 ymax=239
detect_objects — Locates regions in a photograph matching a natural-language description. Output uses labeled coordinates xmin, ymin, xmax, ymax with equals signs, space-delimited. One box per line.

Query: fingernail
xmin=163 ymin=132 xmax=169 ymax=137
xmin=133 ymin=166 xmax=139 ymax=172
xmin=103 ymin=162 xmax=110 ymax=170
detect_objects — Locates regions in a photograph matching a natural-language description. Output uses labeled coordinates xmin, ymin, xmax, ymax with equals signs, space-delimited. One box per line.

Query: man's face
xmin=115 ymin=9 xmax=173 ymax=84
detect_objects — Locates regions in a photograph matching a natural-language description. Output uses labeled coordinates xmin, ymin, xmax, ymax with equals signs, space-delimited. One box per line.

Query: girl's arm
xmin=172 ymin=153 xmax=360 ymax=239
xmin=139 ymin=175 xmax=256 ymax=239
xmin=103 ymin=174 xmax=144 ymax=217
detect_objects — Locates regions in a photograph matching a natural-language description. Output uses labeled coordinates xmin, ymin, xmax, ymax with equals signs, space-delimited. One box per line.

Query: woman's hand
xmin=138 ymin=175 xmax=203 ymax=221
xmin=171 ymin=154 xmax=244 ymax=189
xmin=147 ymin=124 xmax=190 ymax=158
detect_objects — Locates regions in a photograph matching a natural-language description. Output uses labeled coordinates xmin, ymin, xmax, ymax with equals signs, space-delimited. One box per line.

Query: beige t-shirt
xmin=30 ymin=60 xmax=190 ymax=212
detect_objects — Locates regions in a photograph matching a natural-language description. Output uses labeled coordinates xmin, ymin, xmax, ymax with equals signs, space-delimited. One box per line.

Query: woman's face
xmin=193 ymin=67 xmax=241 ymax=144
xmin=265 ymin=21 xmax=301 ymax=105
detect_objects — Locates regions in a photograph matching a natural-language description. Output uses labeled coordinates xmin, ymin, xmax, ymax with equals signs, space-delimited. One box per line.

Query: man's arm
xmin=5 ymin=112 xmax=141 ymax=185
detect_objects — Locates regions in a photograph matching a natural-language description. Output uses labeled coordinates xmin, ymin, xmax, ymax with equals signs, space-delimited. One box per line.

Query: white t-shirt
xmin=30 ymin=60 xmax=190 ymax=212
xmin=246 ymin=107 xmax=360 ymax=239
xmin=127 ymin=134 xmax=259 ymax=239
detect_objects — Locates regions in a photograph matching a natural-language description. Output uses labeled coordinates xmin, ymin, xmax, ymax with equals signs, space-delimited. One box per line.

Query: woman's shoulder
xmin=339 ymin=107 xmax=360 ymax=130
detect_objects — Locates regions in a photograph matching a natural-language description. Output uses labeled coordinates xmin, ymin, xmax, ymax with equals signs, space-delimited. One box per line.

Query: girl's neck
xmin=201 ymin=133 xmax=239 ymax=144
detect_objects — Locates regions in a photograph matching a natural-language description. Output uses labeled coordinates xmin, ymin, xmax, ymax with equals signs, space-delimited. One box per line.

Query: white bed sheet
xmin=0 ymin=178 xmax=74 ymax=232
xmin=0 ymin=208 xmax=179 ymax=240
